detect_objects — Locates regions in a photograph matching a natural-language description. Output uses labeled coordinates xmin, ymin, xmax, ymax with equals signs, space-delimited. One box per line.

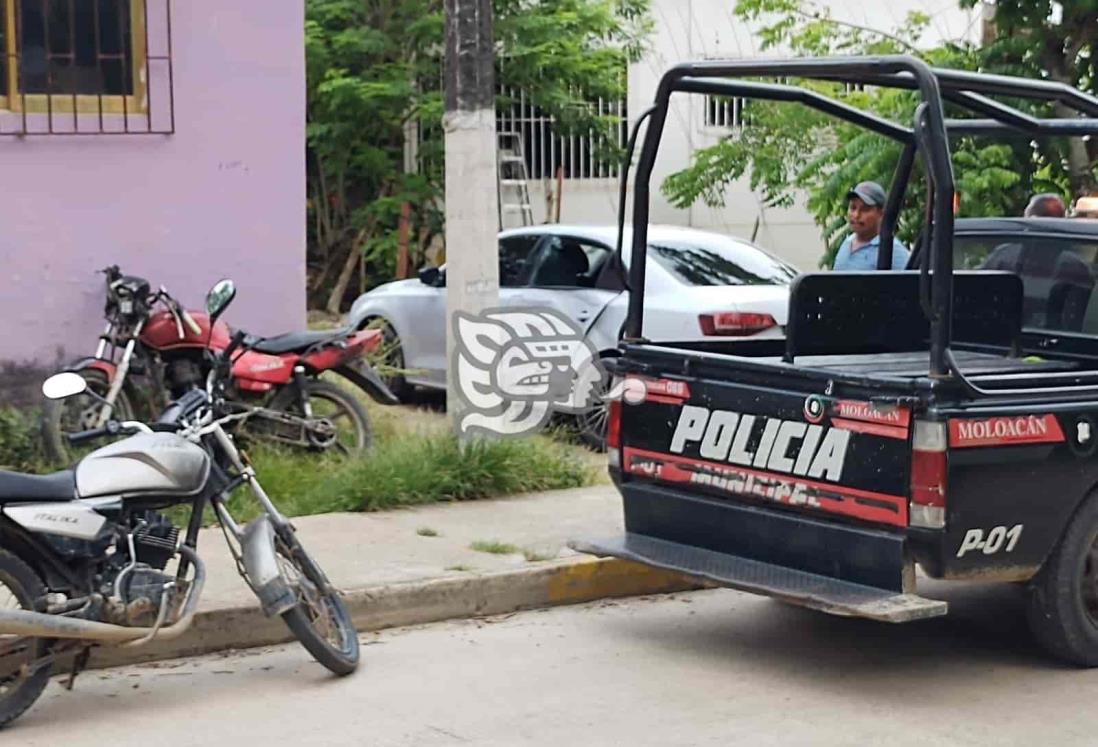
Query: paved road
xmin=10 ymin=583 xmax=1098 ymax=746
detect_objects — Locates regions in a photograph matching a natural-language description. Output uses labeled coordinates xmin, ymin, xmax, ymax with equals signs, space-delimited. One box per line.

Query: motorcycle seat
xmin=250 ymin=328 xmax=352 ymax=355
xmin=0 ymin=470 xmax=76 ymax=503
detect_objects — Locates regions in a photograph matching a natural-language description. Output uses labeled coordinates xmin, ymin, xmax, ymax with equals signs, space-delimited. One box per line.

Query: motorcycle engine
xmin=102 ymin=514 xmax=181 ymax=627
xmin=108 ymin=565 xmax=176 ymax=627
xmin=166 ymin=358 xmax=205 ymax=398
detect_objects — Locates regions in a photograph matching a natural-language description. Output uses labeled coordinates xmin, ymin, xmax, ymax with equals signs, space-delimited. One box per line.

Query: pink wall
xmin=0 ymin=0 xmax=306 ymax=365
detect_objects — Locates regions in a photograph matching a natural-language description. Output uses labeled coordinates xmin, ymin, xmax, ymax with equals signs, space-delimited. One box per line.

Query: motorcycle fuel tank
xmin=76 ymin=432 xmax=210 ymax=499
xmin=140 ymin=310 xmax=232 ymax=351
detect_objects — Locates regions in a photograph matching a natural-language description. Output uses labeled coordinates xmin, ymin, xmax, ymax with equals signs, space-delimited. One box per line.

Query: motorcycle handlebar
xmin=180 ymin=308 xmax=203 ymax=336
xmin=66 ymin=420 xmax=122 ymax=445
xmin=66 ymin=427 xmax=111 ymax=445
xmin=154 ymin=287 xmax=202 ymax=337
xmin=222 ymin=329 xmax=247 ymax=361
xmin=66 ymin=420 xmax=151 ymax=445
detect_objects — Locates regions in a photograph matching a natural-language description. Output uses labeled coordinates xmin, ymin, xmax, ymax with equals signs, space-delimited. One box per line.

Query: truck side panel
xmin=926 ymin=408 xmax=1098 ymax=581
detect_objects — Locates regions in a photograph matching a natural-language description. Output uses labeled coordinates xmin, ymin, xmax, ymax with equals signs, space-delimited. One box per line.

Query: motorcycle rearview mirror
xmin=205 ymin=279 xmax=236 ymax=323
xmin=41 ymin=372 xmax=89 ymax=400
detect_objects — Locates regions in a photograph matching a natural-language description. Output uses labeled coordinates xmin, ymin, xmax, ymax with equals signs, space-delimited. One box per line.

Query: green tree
xmin=962 ymin=0 xmax=1098 ymax=196
xmin=661 ymin=0 xmax=1093 ymax=268
xmin=306 ymin=0 xmax=651 ymax=312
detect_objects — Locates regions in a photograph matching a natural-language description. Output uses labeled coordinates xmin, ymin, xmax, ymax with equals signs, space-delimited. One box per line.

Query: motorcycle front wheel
xmin=0 ymin=550 xmax=51 ymax=729
xmin=275 ymin=533 xmax=359 ymax=676
xmin=40 ymin=368 xmax=134 ymax=466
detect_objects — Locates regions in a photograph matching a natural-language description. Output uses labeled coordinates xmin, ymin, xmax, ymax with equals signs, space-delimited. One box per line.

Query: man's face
xmin=847 ymin=197 xmax=883 ymax=240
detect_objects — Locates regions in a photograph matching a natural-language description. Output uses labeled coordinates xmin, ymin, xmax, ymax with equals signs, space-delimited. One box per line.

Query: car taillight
xmin=607 ymin=398 xmax=622 ymax=469
xmin=910 ymin=420 xmax=947 ymax=529
xmin=698 ymin=312 xmax=777 ymax=337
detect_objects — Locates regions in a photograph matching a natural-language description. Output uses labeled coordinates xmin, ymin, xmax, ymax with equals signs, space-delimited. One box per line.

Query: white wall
xmin=549 ymin=0 xmax=982 ymax=272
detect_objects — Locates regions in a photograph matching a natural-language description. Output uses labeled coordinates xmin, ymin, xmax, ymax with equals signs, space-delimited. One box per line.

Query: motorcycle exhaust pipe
xmin=0 ymin=546 xmax=206 ymax=645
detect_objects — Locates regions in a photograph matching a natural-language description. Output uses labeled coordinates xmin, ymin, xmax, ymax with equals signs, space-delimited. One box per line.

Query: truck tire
xmin=1028 ymin=492 xmax=1098 ymax=666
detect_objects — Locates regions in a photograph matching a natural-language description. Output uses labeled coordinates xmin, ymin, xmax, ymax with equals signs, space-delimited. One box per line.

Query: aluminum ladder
xmin=497 ymin=131 xmax=535 ymax=229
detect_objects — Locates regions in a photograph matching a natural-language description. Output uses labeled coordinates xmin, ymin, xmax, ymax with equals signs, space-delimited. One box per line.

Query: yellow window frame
xmin=0 ymin=0 xmax=147 ymax=114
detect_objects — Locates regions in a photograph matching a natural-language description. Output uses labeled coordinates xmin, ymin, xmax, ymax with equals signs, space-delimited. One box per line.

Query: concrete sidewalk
xmin=90 ymin=485 xmax=701 ymax=669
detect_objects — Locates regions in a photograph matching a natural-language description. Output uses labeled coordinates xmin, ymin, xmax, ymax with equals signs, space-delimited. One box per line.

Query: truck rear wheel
xmin=1028 ymin=493 xmax=1098 ymax=666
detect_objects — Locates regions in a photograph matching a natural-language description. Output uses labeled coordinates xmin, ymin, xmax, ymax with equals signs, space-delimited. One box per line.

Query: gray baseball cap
xmin=847 ymin=181 xmax=887 ymax=207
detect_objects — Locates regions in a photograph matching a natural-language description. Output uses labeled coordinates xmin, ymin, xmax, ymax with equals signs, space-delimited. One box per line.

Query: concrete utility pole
xmin=444 ymin=0 xmax=500 ymax=436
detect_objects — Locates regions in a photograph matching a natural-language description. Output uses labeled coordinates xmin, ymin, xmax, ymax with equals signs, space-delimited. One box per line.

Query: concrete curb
xmin=88 ymin=557 xmax=706 ymax=670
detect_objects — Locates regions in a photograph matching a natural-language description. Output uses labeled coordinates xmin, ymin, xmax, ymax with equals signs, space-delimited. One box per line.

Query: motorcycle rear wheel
xmin=259 ymin=380 xmax=372 ymax=455
xmin=40 ymin=369 xmax=134 ymax=466
xmin=275 ymin=534 xmax=359 ymax=676
xmin=0 ymin=550 xmax=51 ymax=729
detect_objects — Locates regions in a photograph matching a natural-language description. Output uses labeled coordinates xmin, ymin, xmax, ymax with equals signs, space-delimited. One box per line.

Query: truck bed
xmin=754 ymin=349 xmax=1081 ymax=378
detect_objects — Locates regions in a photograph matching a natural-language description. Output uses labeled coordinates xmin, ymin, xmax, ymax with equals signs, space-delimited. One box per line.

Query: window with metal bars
xmin=0 ymin=0 xmax=173 ymax=135
xmin=496 ymin=85 xmax=627 ymax=180
xmin=704 ymin=95 xmax=752 ymax=130
xmin=703 ymin=80 xmax=865 ymax=130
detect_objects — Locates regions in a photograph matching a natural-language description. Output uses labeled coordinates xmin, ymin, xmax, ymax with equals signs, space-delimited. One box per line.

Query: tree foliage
xmin=662 ymin=0 xmax=1098 ymax=268
xmin=306 ymin=0 xmax=651 ymax=311
xmin=961 ymin=0 xmax=1098 ymax=195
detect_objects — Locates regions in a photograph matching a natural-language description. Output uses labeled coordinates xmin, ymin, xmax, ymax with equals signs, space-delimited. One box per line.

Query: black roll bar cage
xmin=619 ymin=55 xmax=1098 ymax=385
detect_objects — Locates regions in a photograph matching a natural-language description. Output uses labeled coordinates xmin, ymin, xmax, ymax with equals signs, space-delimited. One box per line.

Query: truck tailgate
xmin=575 ymin=363 xmax=948 ymax=622
xmin=620 ymin=373 xmax=913 ymax=528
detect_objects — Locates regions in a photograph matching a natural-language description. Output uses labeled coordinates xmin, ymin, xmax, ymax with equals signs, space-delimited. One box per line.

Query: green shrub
xmin=222 ymin=432 xmax=598 ymax=523
xmin=0 ymin=407 xmax=45 ymax=473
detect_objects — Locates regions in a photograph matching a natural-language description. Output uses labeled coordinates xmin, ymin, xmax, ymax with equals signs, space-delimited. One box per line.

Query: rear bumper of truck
xmin=571 ymin=482 xmax=947 ymax=623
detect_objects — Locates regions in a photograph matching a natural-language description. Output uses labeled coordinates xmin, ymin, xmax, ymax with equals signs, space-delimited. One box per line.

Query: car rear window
xmin=955 ymin=234 xmax=1098 ymax=333
xmin=648 ymin=237 xmax=798 ymax=286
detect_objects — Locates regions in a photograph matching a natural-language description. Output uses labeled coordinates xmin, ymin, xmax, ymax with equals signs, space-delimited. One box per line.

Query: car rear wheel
xmin=365 ymin=319 xmax=411 ymax=403
xmin=574 ymin=351 xmax=620 ymax=452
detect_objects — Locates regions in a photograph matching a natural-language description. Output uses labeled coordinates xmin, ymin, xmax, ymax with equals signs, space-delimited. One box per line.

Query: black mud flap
xmin=570 ymin=533 xmax=947 ymax=623
xmin=333 ymin=361 xmax=400 ymax=405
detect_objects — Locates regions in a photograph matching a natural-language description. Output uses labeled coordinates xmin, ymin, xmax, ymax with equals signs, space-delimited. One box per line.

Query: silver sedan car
xmin=346 ymin=224 xmax=798 ymax=446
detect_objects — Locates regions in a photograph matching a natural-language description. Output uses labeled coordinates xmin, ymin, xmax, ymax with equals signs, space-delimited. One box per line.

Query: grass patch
xmin=416 ymin=527 xmax=439 ymax=537
xmin=446 ymin=565 xmax=473 ymax=572
xmin=522 ymin=548 xmax=557 ymax=562
xmin=470 ymin=540 xmax=520 ymax=555
xmin=0 ymin=406 xmax=48 ymax=473
xmin=220 ymin=431 xmax=597 ymax=524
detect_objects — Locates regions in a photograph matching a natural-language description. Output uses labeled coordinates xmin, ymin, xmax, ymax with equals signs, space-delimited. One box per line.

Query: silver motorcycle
xmin=0 ymin=280 xmax=358 ymax=728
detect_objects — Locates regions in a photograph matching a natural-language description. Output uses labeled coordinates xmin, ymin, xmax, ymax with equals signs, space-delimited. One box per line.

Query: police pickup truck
xmin=573 ymin=57 xmax=1098 ymax=665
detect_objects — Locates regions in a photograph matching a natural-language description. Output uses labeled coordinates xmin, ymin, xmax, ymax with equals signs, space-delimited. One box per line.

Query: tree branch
xmin=325 ymin=183 xmax=391 ymax=314
xmin=790 ymin=8 xmax=921 ymax=55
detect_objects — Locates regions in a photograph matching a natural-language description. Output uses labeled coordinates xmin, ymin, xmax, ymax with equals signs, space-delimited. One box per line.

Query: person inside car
xmin=1025 ymin=193 xmax=1067 ymax=218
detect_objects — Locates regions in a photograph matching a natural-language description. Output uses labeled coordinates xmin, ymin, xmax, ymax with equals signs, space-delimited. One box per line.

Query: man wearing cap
xmin=832 ymin=181 xmax=911 ymax=271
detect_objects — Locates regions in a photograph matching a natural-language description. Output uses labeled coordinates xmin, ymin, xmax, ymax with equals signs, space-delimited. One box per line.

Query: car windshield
xmin=647 ymin=235 xmax=798 ymax=286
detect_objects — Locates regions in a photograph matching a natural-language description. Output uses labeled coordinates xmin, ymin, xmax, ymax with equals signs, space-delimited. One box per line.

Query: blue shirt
xmin=833 ymin=234 xmax=910 ymax=271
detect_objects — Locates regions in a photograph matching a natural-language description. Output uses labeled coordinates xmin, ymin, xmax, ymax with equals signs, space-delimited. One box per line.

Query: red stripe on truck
xmin=834 ymin=400 xmax=911 ymax=428
xmin=623 ymin=447 xmax=908 ymax=527
xmin=829 ymin=417 xmax=909 ymax=440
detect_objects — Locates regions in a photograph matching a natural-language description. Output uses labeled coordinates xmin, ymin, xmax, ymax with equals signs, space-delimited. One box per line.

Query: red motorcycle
xmin=42 ymin=267 xmax=397 ymax=465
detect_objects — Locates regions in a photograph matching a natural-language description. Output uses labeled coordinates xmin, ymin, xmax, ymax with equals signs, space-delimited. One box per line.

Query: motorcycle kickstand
xmin=62 ymin=646 xmax=92 ymax=691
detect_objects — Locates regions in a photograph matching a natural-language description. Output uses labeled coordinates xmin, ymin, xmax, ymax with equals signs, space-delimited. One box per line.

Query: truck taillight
xmin=698 ymin=312 xmax=777 ymax=337
xmin=607 ymin=398 xmax=622 ymax=468
xmin=910 ymin=420 xmax=947 ymax=529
